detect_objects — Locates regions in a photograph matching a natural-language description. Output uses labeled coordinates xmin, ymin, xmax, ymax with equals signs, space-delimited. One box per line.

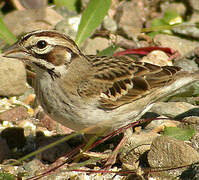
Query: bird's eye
xmin=36 ymin=40 xmax=47 ymax=49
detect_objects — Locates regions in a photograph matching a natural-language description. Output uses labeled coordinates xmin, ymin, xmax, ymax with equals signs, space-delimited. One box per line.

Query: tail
xmin=152 ymin=70 xmax=199 ymax=101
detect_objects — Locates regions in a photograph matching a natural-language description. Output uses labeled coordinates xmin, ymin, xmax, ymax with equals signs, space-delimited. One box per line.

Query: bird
xmin=3 ymin=30 xmax=199 ymax=135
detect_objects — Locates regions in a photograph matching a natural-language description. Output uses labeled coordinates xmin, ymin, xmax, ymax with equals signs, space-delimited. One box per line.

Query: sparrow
xmin=3 ymin=30 xmax=199 ymax=134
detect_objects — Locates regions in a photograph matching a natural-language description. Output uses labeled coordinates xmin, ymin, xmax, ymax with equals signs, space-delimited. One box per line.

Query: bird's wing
xmin=77 ymin=55 xmax=181 ymax=109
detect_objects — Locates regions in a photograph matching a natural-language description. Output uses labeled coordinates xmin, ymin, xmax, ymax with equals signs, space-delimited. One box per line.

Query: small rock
xmin=3 ymin=7 xmax=63 ymax=36
xmin=183 ymin=116 xmax=199 ymax=131
xmin=0 ymin=57 xmax=26 ymax=96
xmin=151 ymin=102 xmax=197 ymax=118
xmin=18 ymin=120 xmax=36 ymax=136
xmin=115 ymin=1 xmax=143 ymax=40
xmin=145 ymin=116 xmax=180 ymax=133
xmin=18 ymin=87 xmax=35 ymax=105
xmin=174 ymin=58 xmax=199 ymax=72
xmin=191 ymin=133 xmax=199 ymax=152
xmin=189 ymin=0 xmax=199 ymax=11
xmin=165 ymin=81 xmax=199 ymax=105
xmin=190 ymin=12 xmax=199 ymax=23
xmin=23 ymin=159 xmax=44 ymax=178
xmin=17 ymin=0 xmax=47 ymax=9
xmin=161 ymin=2 xmax=186 ymax=16
xmin=38 ymin=112 xmax=73 ymax=134
xmin=103 ymin=15 xmax=117 ymax=32
xmin=173 ymin=22 xmax=199 ymax=40
xmin=55 ymin=7 xmax=81 ymax=40
xmin=148 ymin=136 xmax=199 ymax=177
xmin=120 ymin=130 xmax=159 ymax=170
xmin=23 ymin=94 xmax=36 ymax=106
xmin=115 ymin=35 xmax=138 ymax=49
xmin=141 ymin=50 xmax=172 ymax=66
xmin=154 ymin=34 xmax=199 ymax=57
xmin=82 ymin=37 xmax=109 ymax=55
xmin=0 ymin=106 xmax=29 ymax=122
xmin=183 ymin=116 xmax=199 ymax=124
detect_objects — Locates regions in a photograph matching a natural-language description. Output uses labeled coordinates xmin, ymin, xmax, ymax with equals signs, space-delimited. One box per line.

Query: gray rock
xmin=82 ymin=37 xmax=109 ymax=55
xmin=148 ymin=136 xmax=199 ymax=177
xmin=55 ymin=7 xmax=81 ymax=40
xmin=103 ymin=15 xmax=117 ymax=32
xmin=189 ymin=0 xmax=199 ymax=11
xmin=183 ymin=116 xmax=199 ymax=132
xmin=190 ymin=12 xmax=199 ymax=23
xmin=149 ymin=136 xmax=199 ymax=169
xmin=151 ymin=102 xmax=197 ymax=118
xmin=191 ymin=132 xmax=199 ymax=152
xmin=3 ymin=7 xmax=63 ymax=36
xmin=154 ymin=34 xmax=199 ymax=57
xmin=23 ymin=159 xmax=43 ymax=178
xmin=115 ymin=1 xmax=143 ymax=40
xmin=141 ymin=50 xmax=171 ymax=66
xmin=0 ymin=106 xmax=29 ymax=122
xmin=161 ymin=2 xmax=186 ymax=16
xmin=174 ymin=58 xmax=199 ymax=72
xmin=17 ymin=0 xmax=47 ymax=9
xmin=0 ymin=56 xmax=26 ymax=96
xmin=173 ymin=22 xmax=199 ymax=39
xmin=120 ymin=129 xmax=159 ymax=170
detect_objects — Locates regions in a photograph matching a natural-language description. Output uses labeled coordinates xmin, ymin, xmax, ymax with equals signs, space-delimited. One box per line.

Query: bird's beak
xmin=2 ymin=43 xmax=29 ymax=60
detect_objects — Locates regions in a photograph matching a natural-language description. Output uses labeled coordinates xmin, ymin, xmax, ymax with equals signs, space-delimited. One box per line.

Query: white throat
xmin=54 ymin=64 xmax=68 ymax=76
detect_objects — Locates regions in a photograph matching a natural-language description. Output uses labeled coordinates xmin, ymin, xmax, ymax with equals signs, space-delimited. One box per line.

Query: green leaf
xmin=75 ymin=0 xmax=111 ymax=46
xmin=147 ymin=10 xmax=182 ymax=37
xmin=148 ymin=31 xmax=160 ymax=37
xmin=0 ymin=17 xmax=17 ymax=45
xmin=148 ymin=19 xmax=168 ymax=37
xmin=0 ymin=172 xmax=15 ymax=180
xmin=151 ymin=18 xmax=166 ymax=27
xmin=97 ymin=45 xmax=119 ymax=56
xmin=163 ymin=10 xmax=181 ymax=25
xmin=53 ymin=0 xmax=81 ymax=12
xmin=163 ymin=126 xmax=195 ymax=141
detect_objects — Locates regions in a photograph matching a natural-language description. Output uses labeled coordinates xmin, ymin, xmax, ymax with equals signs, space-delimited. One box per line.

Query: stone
xmin=141 ymin=50 xmax=172 ymax=66
xmin=115 ymin=1 xmax=143 ymax=40
xmin=148 ymin=136 xmax=199 ymax=178
xmin=120 ymin=130 xmax=159 ymax=170
xmin=0 ymin=56 xmax=26 ymax=96
xmin=154 ymin=34 xmax=199 ymax=57
xmin=82 ymin=37 xmax=109 ymax=55
xmin=0 ymin=106 xmax=29 ymax=122
xmin=3 ymin=7 xmax=63 ymax=36
xmin=189 ymin=0 xmax=199 ymax=11
xmin=161 ymin=2 xmax=186 ymax=16
xmin=174 ymin=58 xmax=199 ymax=72
xmin=150 ymin=102 xmax=197 ymax=118
xmin=38 ymin=112 xmax=73 ymax=134
xmin=148 ymin=136 xmax=199 ymax=168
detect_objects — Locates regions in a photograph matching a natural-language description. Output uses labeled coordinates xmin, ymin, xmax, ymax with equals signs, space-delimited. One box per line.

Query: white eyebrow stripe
xmin=25 ymin=36 xmax=72 ymax=47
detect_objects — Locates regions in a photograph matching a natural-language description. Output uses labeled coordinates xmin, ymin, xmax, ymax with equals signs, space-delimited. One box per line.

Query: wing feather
xmin=78 ymin=55 xmax=181 ymax=109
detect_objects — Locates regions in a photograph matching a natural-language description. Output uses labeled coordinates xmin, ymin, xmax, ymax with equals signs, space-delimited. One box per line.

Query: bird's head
xmin=3 ymin=30 xmax=83 ymax=77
